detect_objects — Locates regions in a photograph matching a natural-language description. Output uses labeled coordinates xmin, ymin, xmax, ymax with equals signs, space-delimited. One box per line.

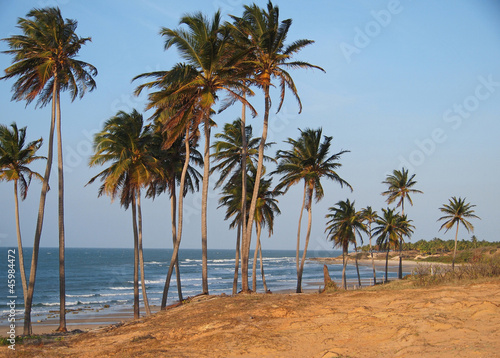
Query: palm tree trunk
xmin=131 ymin=192 xmax=140 ymax=319
xmin=233 ymin=221 xmax=241 ymax=295
xmin=239 ymin=98 xmax=248 ymax=291
xmin=385 ymin=239 xmax=390 ymax=283
xmin=170 ymin=189 xmax=183 ymax=301
xmin=137 ymin=191 xmax=151 ymax=316
xmin=354 ymin=239 xmax=361 ymax=288
xmin=55 ymin=90 xmax=67 ymax=333
xmin=399 ymin=204 xmax=405 ymax=279
xmin=258 ymin=239 xmax=268 ymax=292
xmin=369 ymin=225 xmax=377 ymax=284
xmin=162 ymin=129 xmax=190 ymax=308
xmin=201 ymin=115 xmax=210 ymax=295
xmin=296 ymin=182 xmax=307 ymax=273
xmin=24 ymin=80 xmax=57 ymax=335
xmin=13 ymin=181 xmax=28 ymax=306
xmin=243 ymin=86 xmax=271 ymax=292
xmin=297 ymin=188 xmax=313 ymax=293
xmin=452 ymin=223 xmax=459 ymax=271
xmin=342 ymin=250 xmax=347 ymax=290
xmin=252 ymin=223 xmax=262 ymax=292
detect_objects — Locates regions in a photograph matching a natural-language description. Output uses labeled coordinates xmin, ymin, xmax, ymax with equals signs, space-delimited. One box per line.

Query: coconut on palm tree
xmin=361 ymin=207 xmax=378 ymax=284
xmin=373 ymin=208 xmax=414 ymax=282
xmin=88 ymin=109 xmax=156 ymax=319
xmin=0 ymin=123 xmax=44 ymax=308
xmin=325 ymin=199 xmax=367 ymax=289
xmin=135 ymin=12 xmax=254 ymax=295
xmin=438 ymin=197 xmax=480 ymax=270
xmin=1 ymin=7 xmax=97 ymax=334
xmin=274 ymin=128 xmax=351 ymax=292
xmin=382 ymin=168 xmax=422 ymax=279
xmin=229 ymin=1 xmax=325 ymax=292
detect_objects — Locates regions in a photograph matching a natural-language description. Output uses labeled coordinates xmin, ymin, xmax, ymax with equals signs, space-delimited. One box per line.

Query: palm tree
xmin=438 ymin=197 xmax=480 ymax=270
xmin=373 ymin=208 xmax=414 ymax=282
xmin=274 ymin=128 xmax=351 ymax=293
xmin=218 ymin=169 xmax=280 ymax=292
xmin=1 ymin=7 xmax=97 ymax=333
xmin=0 ymin=123 xmax=44 ymax=308
xmin=88 ymin=109 xmax=156 ymax=319
xmin=325 ymin=200 xmax=367 ymax=289
xmin=146 ymin=127 xmax=202 ymax=304
xmin=382 ymin=168 xmax=422 ymax=279
xmin=361 ymin=207 xmax=378 ymax=284
xmin=211 ymin=119 xmax=272 ymax=292
xmin=134 ymin=12 xmax=254 ymax=295
xmin=229 ymin=1 xmax=325 ymax=292
xmin=251 ymin=174 xmax=280 ymax=292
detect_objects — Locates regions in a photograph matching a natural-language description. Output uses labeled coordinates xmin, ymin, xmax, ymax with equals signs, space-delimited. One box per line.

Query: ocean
xmin=1 ymin=247 xmax=401 ymax=324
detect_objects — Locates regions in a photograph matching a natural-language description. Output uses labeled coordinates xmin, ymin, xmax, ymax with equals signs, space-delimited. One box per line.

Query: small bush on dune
xmin=410 ymin=254 xmax=500 ymax=287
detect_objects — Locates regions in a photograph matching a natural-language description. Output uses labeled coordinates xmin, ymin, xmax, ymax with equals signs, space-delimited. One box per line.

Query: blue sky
xmin=0 ymin=0 xmax=499 ymax=251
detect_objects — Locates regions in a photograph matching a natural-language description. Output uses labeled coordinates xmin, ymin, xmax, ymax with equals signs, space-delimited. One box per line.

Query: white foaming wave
xmin=110 ymin=286 xmax=132 ymax=290
xmin=66 ymin=293 xmax=95 ymax=298
xmin=100 ymin=292 xmax=133 ymax=297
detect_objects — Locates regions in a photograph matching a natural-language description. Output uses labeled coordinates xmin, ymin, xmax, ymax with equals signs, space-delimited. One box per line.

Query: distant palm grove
xmin=0 ymin=2 xmax=482 ymax=336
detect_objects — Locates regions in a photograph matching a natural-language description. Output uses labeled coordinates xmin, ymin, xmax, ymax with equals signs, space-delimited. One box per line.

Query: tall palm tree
xmin=1 ymin=7 xmax=97 ymax=333
xmin=135 ymin=12 xmax=254 ymax=295
xmin=0 ymin=123 xmax=44 ymax=308
xmin=88 ymin=109 xmax=156 ymax=319
xmin=325 ymin=199 xmax=367 ymax=290
xmin=361 ymin=206 xmax=378 ymax=284
xmin=438 ymin=197 xmax=480 ymax=270
xmin=146 ymin=127 xmax=203 ymax=304
xmin=274 ymin=128 xmax=351 ymax=292
xmin=382 ymin=168 xmax=422 ymax=279
xmin=373 ymin=208 xmax=414 ymax=282
xmin=229 ymin=1 xmax=325 ymax=292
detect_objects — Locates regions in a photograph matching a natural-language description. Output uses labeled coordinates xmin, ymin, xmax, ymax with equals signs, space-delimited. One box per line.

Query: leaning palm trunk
xmin=13 ymin=181 xmax=28 ymax=306
xmin=24 ymin=82 xmax=57 ymax=335
xmin=238 ymin=101 xmax=247 ymax=293
xmin=296 ymin=183 xmax=307 ymax=273
xmin=243 ymin=87 xmax=271 ymax=292
xmin=137 ymin=192 xmax=151 ymax=316
xmin=131 ymin=193 xmax=140 ymax=319
xmin=55 ymin=89 xmax=67 ymax=332
xmin=162 ymin=129 xmax=190 ymax=308
xmin=201 ymin=116 xmax=210 ymax=295
xmin=258 ymin=239 xmax=268 ymax=292
xmin=297 ymin=190 xmax=313 ymax=293
xmin=170 ymin=190 xmax=183 ymax=301
xmin=233 ymin=222 xmax=241 ymax=295
xmin=251 ymin=223 xmax=263 ymax=292
xmin=354 ymin=239 xmax=361 ymax=288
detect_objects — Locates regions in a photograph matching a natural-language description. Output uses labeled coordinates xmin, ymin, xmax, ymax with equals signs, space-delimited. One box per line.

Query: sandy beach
xmin=2 ymin=276 xmax=498 ymax=357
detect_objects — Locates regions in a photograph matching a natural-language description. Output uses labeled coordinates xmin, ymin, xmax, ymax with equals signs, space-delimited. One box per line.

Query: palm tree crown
xmin=325 ymin=199 xmax=366 ymax=253
xmin=438 ymin=196 xmax=479 ymax=234
xmin=274 ymin=128 xmax=351 ymax=206
xmin=382 ymin=168 xmax=422 ymax=213
xmin=0 ymin=123 xmax=44 ymax=198
xmin=1 ymin=7 xmax=97 ymax=106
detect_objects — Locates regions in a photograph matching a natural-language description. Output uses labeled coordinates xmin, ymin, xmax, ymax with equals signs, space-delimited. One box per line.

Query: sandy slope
xmin=5 ymin=278 xmax=500 ymax=358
